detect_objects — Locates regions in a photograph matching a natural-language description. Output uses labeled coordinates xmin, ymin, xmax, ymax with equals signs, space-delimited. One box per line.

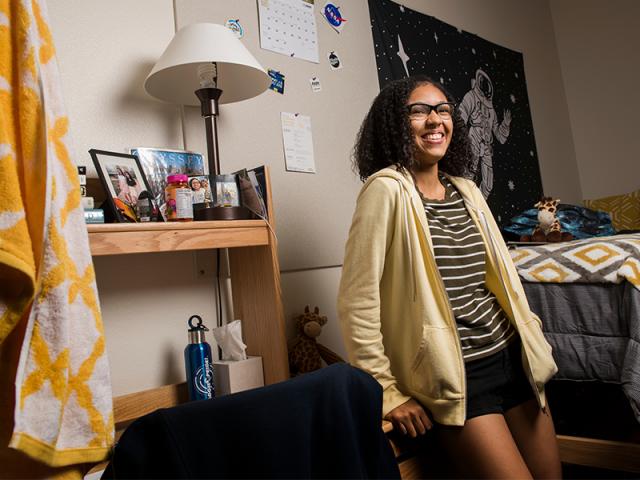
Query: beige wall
xmin=550 ymin=0 xmax=640 ymax=200
xmin=48 ymin=0 xmax=581 ymax=396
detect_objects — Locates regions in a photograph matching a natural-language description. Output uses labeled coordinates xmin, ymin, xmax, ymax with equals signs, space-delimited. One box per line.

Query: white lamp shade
xmin=145 ymin=23 xmax=270 ymax=106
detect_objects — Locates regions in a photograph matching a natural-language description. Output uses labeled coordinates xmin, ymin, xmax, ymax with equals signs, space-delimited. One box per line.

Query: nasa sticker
xmin=309 ymin=77 xmax=322 ymax=92
xmin=327 ymin=51 xmax=343 ymax=70
xmin=225 ymin=19 xmax=244 ymax=39
xmin=268 ymin=69 xmax=285 ymax=94
xmin=321 ymin=2 xmax=347 ymax=33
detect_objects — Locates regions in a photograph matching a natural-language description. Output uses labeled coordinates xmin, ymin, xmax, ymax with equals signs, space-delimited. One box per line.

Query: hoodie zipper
xmin=399 ymin=181 xmax=418 ymax=302
xmin=472 ymin=206 xmax=545 ymax=409
xmin=401 ymin=181 xmax=467 ymax=419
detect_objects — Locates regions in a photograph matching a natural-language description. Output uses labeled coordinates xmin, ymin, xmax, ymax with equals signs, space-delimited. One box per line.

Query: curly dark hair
xmin=352 ymin=75 xmax=472 ymax=181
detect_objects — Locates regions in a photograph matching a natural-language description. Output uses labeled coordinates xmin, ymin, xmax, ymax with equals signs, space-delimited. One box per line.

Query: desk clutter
xmin=83 ymin=148 xmax=268 ymax=224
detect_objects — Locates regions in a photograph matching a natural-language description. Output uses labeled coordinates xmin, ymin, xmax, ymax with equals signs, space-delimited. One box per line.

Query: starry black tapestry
xmin=368 ymin=0 xmax=543 ymax=225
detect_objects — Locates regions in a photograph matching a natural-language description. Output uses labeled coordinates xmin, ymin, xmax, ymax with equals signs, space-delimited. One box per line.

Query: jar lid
xmin=167 ymin=174 xmax=188 ymax=183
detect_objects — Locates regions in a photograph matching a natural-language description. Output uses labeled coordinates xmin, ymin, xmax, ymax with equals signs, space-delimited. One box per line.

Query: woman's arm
xmin=337 ymin=178 xmax=412 ymax=417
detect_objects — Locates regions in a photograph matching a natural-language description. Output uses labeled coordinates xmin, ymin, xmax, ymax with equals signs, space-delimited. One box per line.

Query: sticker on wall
xmin=321 ymin=2 xmax=347 ymax=33
xmin=268 ymin=69 xmax=285 ymax=94
xmin=225 ymin=19 xmax=244 ymax=38
xmin=309 ymin=76 xmax=322 ymax=92
xmin=327 ymin=51 xmax=343 ymax=70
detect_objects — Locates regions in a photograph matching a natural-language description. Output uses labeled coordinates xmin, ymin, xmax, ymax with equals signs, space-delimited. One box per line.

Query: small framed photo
xmin=213 ymin=174 xmax=240 ymax=208
xmin=89 ymin=149 xmax=155 ymax=222
xmin=188 ymin=175 xmax=213 ymax=204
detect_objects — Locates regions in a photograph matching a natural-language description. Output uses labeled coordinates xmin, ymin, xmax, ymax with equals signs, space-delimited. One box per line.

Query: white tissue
xmin=212 ymin=319 xmax=247 ymax=361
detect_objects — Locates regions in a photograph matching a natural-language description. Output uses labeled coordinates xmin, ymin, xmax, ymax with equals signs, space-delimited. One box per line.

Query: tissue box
xmin=213 ymin=356 xmax=264 ymax=396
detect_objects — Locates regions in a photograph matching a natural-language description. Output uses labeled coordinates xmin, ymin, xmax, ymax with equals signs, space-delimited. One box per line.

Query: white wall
xmin=48 ymin=0 xmax=581 ymax=396
xmin=549 ymin=0 xmax=640 ymax=199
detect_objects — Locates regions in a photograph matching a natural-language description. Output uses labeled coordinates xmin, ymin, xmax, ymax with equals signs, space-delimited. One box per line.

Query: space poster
xmin=368 ymin=0 xmax=543 ymax=225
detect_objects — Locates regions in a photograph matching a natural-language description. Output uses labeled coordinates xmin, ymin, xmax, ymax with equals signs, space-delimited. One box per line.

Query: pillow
xmin=583 ymin=189 xmax=640 ymax=231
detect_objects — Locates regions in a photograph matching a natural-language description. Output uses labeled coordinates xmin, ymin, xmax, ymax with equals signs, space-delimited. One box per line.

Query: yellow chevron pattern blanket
xmin=0 ymin=0 xmax=113 ymax=470
xmin=510 ymin=233 xmax=640 ymax=291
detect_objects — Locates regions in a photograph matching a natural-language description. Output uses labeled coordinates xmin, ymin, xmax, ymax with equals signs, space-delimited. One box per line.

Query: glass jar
xmin=165 ymin=174 xmax=193 ymax=222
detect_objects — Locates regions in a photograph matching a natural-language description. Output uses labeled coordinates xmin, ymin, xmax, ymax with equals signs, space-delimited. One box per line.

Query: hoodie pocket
xmin=410 ymin=327 xmax=462 ymax=400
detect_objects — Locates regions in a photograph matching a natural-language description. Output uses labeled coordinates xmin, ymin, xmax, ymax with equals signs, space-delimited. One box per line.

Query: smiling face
xmin=407 ymin=83 xmax=453 ymax=170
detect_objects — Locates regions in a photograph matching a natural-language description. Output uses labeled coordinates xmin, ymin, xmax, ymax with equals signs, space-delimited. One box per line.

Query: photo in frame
xmin=89 ymin=149 xmax=156 ymax=223
xmin=213 ymin=174 xmax=240 ymax=208
xmin=188 ymin=175 xmax=213 ymax=204
xmin=130 ymin=147 xmax=205 ymax=219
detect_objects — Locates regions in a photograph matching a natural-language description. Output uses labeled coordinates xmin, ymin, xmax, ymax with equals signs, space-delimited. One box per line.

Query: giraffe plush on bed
xmin=521 ymin=197 xmax=574 ymax=243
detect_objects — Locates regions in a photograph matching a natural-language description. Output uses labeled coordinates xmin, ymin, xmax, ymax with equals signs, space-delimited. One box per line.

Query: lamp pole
xmin=195 ymin=87 xmax=222 ymax=180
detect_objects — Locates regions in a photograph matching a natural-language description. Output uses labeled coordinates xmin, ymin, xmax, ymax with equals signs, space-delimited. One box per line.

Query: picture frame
xmin=187 ymin=175 xmax=213 ymax=205
xmin=89 ymin=149 xmax=156 ymax=223
xmin=213 ymin=174 xmax=241 ymax=208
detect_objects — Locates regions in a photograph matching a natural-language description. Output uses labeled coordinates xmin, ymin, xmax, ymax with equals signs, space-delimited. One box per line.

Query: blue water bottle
xmin=184 ymin=315 xmax=215 ymax=401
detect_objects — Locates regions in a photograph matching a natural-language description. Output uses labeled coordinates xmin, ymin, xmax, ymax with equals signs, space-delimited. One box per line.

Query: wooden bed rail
xmin=383 ymin=421 xmax=640 ymax=475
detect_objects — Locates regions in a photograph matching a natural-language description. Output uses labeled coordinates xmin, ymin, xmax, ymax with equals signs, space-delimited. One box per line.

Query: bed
xmin=509 ymin=233 xmax=640 ymax=473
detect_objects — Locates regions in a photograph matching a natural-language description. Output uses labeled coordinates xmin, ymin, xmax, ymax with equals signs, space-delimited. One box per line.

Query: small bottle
xmin=165 ymin=174 xmax=193 ymax=221
xmin=184 ymin=315 xmax=215 ymax=401
xmin=136 ymin=190 xmax=153 ymax=222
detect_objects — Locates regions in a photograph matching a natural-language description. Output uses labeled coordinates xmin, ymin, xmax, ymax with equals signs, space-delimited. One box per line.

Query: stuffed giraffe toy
xmin=521 ymin=196 xmax=573 ymax=243
xmin=288 ymin=306 xmax=344 ymax=375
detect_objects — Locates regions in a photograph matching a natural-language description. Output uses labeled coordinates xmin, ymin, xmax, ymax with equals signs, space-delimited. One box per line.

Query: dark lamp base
xmin=193 ymin=204 xmax=254 ymax=221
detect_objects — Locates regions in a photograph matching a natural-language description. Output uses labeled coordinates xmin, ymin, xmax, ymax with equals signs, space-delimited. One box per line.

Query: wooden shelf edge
xmin=87 ymin=219 xmax=266 ymax=233
xmin=89 ymin=220 xmax=271 ymax=255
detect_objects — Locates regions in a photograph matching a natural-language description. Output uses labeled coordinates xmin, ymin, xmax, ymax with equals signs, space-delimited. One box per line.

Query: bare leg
xmin=505 ymin=399 xmax=562 ymax=479
xmin=437 ymin=413 xmax=532 ymax=479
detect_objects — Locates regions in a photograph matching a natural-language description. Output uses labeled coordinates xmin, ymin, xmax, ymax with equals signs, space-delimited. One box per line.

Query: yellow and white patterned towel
xmin=0 ymin=0 xmax=113 ymax=469
xmin=510 ymin=233 xmax=640 ymax=291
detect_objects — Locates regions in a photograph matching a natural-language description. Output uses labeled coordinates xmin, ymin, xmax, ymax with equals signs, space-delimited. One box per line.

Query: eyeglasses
xmin=407 ymin=102 xmax=456 ymax=121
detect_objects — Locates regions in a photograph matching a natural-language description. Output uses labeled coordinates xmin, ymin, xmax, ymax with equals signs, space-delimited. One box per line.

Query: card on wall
xmin=281 ymin=112 xmax=316 ymax=173
xmin=309 ymin=76 xmax=322 ymax=92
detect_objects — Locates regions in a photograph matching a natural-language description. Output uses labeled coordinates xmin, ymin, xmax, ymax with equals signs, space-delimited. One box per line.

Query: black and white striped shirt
xmin=422 ymin=176 xmax=515 ymax=362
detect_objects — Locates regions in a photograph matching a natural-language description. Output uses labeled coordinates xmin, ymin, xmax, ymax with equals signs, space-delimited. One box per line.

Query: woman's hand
xmin=384 ymin=398 xmax=433 ymax=437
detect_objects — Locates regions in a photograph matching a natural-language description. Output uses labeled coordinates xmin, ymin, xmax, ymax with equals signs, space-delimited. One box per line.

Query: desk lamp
xmin=145 ymin=23 xmax=270 ymax=220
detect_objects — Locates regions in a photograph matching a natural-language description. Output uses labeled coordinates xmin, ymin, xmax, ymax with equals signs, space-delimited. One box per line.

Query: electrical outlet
xmin=193 ymin=250 xmax=216 ymax=279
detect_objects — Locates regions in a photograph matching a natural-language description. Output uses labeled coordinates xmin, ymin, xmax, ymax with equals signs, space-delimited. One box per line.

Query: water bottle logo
xmin=194 ymin=358 xmax=213 ymax=397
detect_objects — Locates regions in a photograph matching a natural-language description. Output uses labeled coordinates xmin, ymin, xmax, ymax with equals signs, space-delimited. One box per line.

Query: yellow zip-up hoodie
xmin=337 ymin=167 xmax=557 ymax=426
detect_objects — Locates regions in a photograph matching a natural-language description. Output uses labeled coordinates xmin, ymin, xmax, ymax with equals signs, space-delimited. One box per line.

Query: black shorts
xmin=465 ymin=340 xmax=536 ymax=420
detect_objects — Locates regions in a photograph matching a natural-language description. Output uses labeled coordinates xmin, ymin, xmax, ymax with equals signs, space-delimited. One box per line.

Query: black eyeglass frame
xmin=406 ymin=102 xmax=457 ymax=118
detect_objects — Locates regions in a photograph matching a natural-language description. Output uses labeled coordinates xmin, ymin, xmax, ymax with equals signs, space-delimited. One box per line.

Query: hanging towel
xmin=0 ymin=0 xmax=114 ymax=470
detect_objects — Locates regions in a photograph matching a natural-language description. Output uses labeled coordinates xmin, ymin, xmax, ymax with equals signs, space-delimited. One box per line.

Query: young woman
xmin=338 ymin=75 xmax=561 ymax=479
xmin=189 ymin=177 xmax=206 ymax=204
